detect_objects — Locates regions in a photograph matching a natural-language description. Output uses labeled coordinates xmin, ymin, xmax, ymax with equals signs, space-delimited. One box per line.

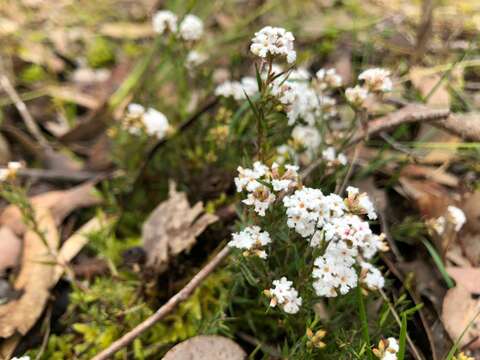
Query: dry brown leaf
xmin=0 ymin=181 xmax=102 ymax=236
xmin=400 ymin=164 xmax=459 ymax=187
xmin=54 ymin=216 xmax=109 ymax=283
xmin=142 ymin=182 xmax=218 ymax=274
xmin=0 ymin=227 xmax=21 ymax=275
xmin=162 ymin=335 xmax=246 ymax=360
xmin=442 ymin=285 xmax=480 ymax=350
xmin=0 ymin=207 xmax=58 ymax=338
xmin=410 ymin=66 xmax=451 ymax=108
xmin=397 ymin=177 xmax=451 ymax=218
xmin=446 ymin=267 xmax=480 ymax=294
xmin=0 ymin=334 xmax=21 ymax=360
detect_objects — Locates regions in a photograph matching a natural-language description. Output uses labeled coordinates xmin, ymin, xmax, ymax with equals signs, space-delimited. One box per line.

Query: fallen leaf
xmin=401 ymin=164 xmax=459 ymax=187
xmin=442 ymin=285 xmax=480 ymax=350
xmin=397 ymin=177 xmax=450 ymax=218
xmin=0 ymin=227 xmax=21 ymax=275
xmin=142 ymin=181 xmax=218 ymax=274
xmin=54 ymin=215 xmax=109 ymax=283
xmin=0 ymin=207 xmax=58 ymax=338
xmin=446 ymin=267 xmax=480 ymax=294
xmin=162 ymin=335 xmax=246 ymax=360
xmin=0 ymin=181 xmax=102 ymax=236
xmin=410 ymin=66 xmax=451 ymax=108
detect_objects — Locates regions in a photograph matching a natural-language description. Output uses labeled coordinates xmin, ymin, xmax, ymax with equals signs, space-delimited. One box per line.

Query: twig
xmin=378 ymin=288 xmax=424 ymax=360
xmin=91 ymin=246 xmax=230 ymax=360
xmin=301 ymin=104 xmax=450 ymax=180
xmin=348 ymin=104 xmax=450 ymax=145
xmin=0 ymin=74 xmax=49 ymax=149
xmin=335 ymin=143 xmax=361 ymax=195
xmin=17 ymin=168 xmax=103 ymax=183
xmin=434 ymin=113 xmax=480 ymax=141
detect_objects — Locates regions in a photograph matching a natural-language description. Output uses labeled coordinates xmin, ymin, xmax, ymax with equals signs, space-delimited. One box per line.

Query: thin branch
xmin=348 ymin=104 xmax=450 ymax=145
xmin=434 ymin=113 xmax=480 ymax=141
xmin=0 ymin=74 xmax=49 ymax=149
xmin=91 ymin=246 xmax=230 ymax=360
xmin=17 ymin=168 xmax=103 ymax=183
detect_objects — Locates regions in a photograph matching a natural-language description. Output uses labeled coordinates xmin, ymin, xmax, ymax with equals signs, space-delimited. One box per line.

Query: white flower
xmin=346 ymin=186 xmax=377 ymax=220
xmin=143 ymin=108 xmax=170 ymax=139
xmin=358 ymin=68 xmax=392 ymax=93
xmin=322 ymin=147 xmax=347 ymax=166
xmin=318 ymin=95 xmax=337 ymax=117
xmin=447 ymin=205 xmax=466 ymax=232
xmin=185 ymin=50 xmax=206 ymax=70
xmin=250 ymin=26 xmax=296 ymax=63
xmin=286 ymin=83 xmax=321 ymax=126
xmin=242 ymin=186 xmax=276 ymax=217
xmin=271 ymin=78 xmax=296 ymax=106
xmin=291 ymin=125 xmax=321 ymax=151
xmin=289 ymin=67 xmax=310 ymax=81
xmin=12 ymin=357 xmax=30 ymax=360
xmin=266 ymin=277 xmax=302 ymax=314
xmin=228 ymin=226 xmax=271 ymax=258
xmin=152 ymin=10 xmax=178 ymax=34
xmin=124 ymin=104 xmax=170 ymax=139
xmin=179 ymin=14 xmax=203 ymax=41
xmin=316 ymin=68 xmax=342 ymax=90
xmin=345 ymin=85 xmax=369 ymax=107
xmin=360 ymin=262 xmax=385 ymax=290
xmin=215 ymin=77 xmax=258 ymax=101
xmin=235 ymin=161 xmax=268 ymax=193
xmin=0 ymin=161 xmax=23 ymax=181
xmin=374 ymin=337 xmax=399 ymax=360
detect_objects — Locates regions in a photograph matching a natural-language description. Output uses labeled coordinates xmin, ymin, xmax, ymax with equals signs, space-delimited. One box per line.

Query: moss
xmin=20 ymin=64 xmax=47 ymax=84
xmin=87 ymin=37 xmax=116 ymax=69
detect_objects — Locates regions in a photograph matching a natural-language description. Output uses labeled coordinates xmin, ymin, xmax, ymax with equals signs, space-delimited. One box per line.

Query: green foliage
xmin=87 ymin=37 xmax=116 ymax=68
xmin=20 ymin=64 xmax=47 ymax=84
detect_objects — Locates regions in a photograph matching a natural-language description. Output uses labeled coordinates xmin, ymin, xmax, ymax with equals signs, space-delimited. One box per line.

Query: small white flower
xmin=322 ymin=147 xmax=347 ymax=167
xmin=179 ymin=14 xmax=204 ymax=41
xmin=143 ymin=108 xmax=170 ymax=139
xmin=271 ymin=78 xmax=296 ymax=106
xmin=152 ymin=10 xmax=178 ymax=34
xmin=360 ymin=262 xmax=385 ymax=290
xmin=12 ymin=357 xmax=30 ymax=360
xmin=215 ymin=77 xmax=258 ymax=101
xmin=124 ymin=104 xmax=170 ymax=139
xmin=358 ymin=68 xmax=392 ymax=93
xmin=345 ymin=85 xmax=369 ymax=107
xmin=316 ymin=68 xmax=342 ymax=90
xmin=228 ymin=226 xmax=271 ymax=258
xmin=292 ymin=125 xmax=321 ymax=151
xmin=250 ymin=26 xmax=296 ymax=63
xmin=0 ymin=161 xmax=23 ymax=181
xmin=266 ymin=277 xmax=302 ymax=314
xmin=185 ymin=50 xmax=207 ymax=70
xmin=447 ymin=205 xmax=466 ymax=232
xmin=374 ymin=337 xmax=399 ymax=360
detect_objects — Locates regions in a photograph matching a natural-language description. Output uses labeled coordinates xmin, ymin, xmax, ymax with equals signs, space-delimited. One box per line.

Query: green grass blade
xmin=422 ymin=239 xmax=454 ymax=288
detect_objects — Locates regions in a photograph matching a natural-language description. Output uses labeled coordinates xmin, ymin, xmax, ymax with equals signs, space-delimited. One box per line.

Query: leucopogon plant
xmin=221 ymin=26 xmax=402 ymax=358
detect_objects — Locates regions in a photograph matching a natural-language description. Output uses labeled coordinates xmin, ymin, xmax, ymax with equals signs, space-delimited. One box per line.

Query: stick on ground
xmin=91 ymin=246 xmax=230 ymax=360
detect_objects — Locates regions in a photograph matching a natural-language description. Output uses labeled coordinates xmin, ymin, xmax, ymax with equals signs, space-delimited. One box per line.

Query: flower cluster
xmin=123 ymin=103 xmax=170 ymax=139
xmin=373 ymin=337 xmax=399 ymax=360
xmin=345 ymin=68 xmax=392 ymax=108
xmin=315 ymin=68 xmax=342 ymax=90
xmin=283 ymin=186 xmax=387 ymax=297
xmin=264 ymin=277 xmax=302 ymax=314
xmin=0 ymin=161 xmax=22 ymax=182
xmin=153 ymin=11 xmax=204 ymax=41
xmin=322 ymin=147 xmax=347 ymax=167
xmin=228 ymin=226 xmax=271 ymax=259
xmin=429 ymin=205 xmax=466 ymax=235
xmin=235 ymin=162 xmax=299 ymax=216
xmin=250 ymin=26 xmax=296 ymax=63
xmin=215 ymin=77 xmax=258 ymax=101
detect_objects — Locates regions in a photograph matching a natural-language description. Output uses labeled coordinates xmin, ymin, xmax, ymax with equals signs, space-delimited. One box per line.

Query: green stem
xmin=357 ymin=284 xmax=372 ymax=359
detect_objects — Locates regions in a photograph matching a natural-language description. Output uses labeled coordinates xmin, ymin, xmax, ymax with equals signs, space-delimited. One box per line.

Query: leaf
xmin=54 ymin=215 xmax=110 ymax=283
xmin=409 ymin=66 xmax=451 ymax=108
xmin=441 ymin=285 xmax=480 ymax=350
xmin=0 ymin=181 xmax=102 ymax=236
xmin=142 ymin=181 xmax=218 ymax=274
xmin=162 ymin=335 xmax=246 ymax=360
xmin=0 ymin=207 xmax=58 ymax=338
xmin=0 ymin=226 xmax=21 ymax=275
xmin=446 ymin=267 xmax=480 ymax=294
